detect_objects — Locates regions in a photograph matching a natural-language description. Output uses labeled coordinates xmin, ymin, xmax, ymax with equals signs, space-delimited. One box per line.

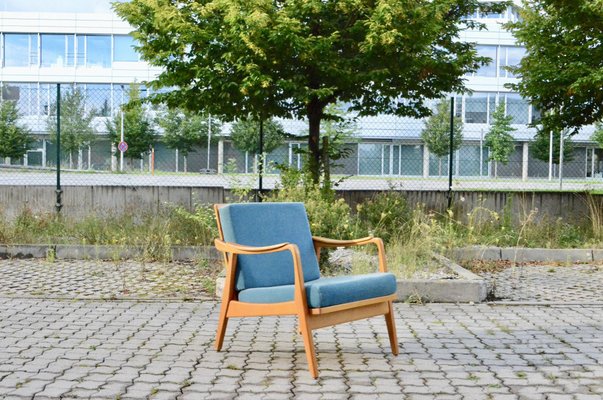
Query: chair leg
xmin=215 ymin=303 xmax=229 ymax=351
xmin=299 ymin=314 xmax=318 ymax=378
xmin=385 ymin=301 xmax=399 ymax=355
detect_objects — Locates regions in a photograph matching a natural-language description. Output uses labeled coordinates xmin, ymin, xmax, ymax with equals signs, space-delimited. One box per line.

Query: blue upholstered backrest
xmin=219 ymin=202 xmax=321 ymax=291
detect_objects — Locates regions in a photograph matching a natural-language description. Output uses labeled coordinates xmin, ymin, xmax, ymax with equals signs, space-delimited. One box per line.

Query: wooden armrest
xmin=312 ymin=236 xmax=377 ymax=248
xmin=214 ymin=239 xmax=290 ymax=255
xmin=312 ymin=236 xmax=388 ymax=273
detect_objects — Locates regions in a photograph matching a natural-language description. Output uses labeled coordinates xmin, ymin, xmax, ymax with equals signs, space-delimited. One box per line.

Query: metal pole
xmin=447 ymin=96 xmax=454 ymax=209
xmin=559 ymin=130 xmax=564 ymax=190
xmin=55 ymin=83 xmax=62 ymax=213
xmin=120 ymin=85 xmax=124 ymax=172
xmin=258 ymin=118 xmax=264 ymax=202
xmin=207 ymin=114 xmax=211 ymax=170
xmin=548 ymin=129 xmax=553 ymax=180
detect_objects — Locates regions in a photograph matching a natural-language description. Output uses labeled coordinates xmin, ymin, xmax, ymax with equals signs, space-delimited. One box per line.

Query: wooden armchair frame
xmin=214 ymin=204 xmax=398 ymax=378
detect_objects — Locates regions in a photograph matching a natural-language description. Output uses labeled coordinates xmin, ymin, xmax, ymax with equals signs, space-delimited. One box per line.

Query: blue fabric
xmin=237 ymin=273 xmax=397 ymax=308
xmin=219 ymin=202 xmax=321 ymax=291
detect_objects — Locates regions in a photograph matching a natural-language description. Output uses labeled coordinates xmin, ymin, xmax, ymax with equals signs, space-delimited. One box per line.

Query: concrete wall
xmin=0 ymin=185 xmax=600 ymax=225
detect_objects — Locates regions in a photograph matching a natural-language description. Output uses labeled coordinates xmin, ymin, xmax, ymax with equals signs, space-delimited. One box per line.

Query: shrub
xmin=355 ymin=192 xmax=411 ymax=243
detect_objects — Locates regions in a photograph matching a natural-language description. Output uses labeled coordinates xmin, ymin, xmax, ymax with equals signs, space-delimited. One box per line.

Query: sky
xmin=0 ymin=0 xmax=126 ymax=13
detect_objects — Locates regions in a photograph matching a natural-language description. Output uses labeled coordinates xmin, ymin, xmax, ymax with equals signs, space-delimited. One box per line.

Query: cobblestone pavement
xmin=0 ymin=299 xmax=602 ymax=399
xmin=1 ymin=259 xmax=603 ymax=399
xmin=480 ymin=264 xmax=603 ymax=303
xmin=0 ymin=259 xmax=214 ymax=300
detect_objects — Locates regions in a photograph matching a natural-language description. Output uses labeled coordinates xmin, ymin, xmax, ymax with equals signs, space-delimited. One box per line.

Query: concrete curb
xmin=0 ymin=244 xmax=220 ymax=261
xmin=396 ymin=254 xmax=488 ymax=303
xmin=449 ymin=246 xmax=600 ymax=263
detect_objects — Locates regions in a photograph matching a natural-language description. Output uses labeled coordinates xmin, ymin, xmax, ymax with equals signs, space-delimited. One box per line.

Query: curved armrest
xmin=312 ymin=236 xmax=377 ymax=248
xmin=312 ymin=235 xmax=388 ymax=273
xmin=214 ymin=239 xmax=290 ymax=255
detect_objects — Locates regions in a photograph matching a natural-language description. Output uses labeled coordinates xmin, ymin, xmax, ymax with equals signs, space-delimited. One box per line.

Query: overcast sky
xmin=0 ymin=0 xmax=126 ymax=13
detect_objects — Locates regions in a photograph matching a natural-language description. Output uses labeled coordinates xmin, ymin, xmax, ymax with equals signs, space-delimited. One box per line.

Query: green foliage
xmin=531 ymin=128 xmax=575 ymax=165
xmin=47 ymin=87 xmax=96 ymax=166
xmin=506 ymin=0 xmax=603 ymax=135
xmin=0 ymin=101 xmax=32 ymax=159
xmin=485 ymin=102 xmax=516 ymax=177
xmin=265 ymin=169 xmax=356 ymax=240
xmin=106 ymin=83 xmax=156 ymax=160
xmin=158 ymin=107 xmax=221 ymax=157
xmin=115 ymin=0 xmax=493 ymax=185
xmin=592 ymin=122 xmax=603 ymax=149
xmin=356 ymin=192 xmax=411 ymax=243
xmin=230 ymin=118 xmax=285 ymax=154
xmin=421 ymin=100 xmax=463 ymax=175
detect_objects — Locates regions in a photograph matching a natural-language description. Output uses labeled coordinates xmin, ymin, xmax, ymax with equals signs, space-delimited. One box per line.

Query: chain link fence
xmin=1 ymin=84 xmax=602 ymax=202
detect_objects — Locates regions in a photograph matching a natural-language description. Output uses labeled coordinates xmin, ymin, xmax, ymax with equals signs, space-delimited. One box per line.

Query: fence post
xmin=257 ymin=118 xmax=264 ymax=202
xmin=55 ymin=83 xmax=63 ymax=213
xmin=447 ymin=96 xmax=454 ymax=209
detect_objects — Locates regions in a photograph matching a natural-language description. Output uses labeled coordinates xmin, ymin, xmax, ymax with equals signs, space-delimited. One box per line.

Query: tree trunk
xmin=494 ymin=161 xmax=498 ymax=179
xmin=184 ymin=156 xmax=188 ymax=173
xmin=321 ymin=136 xmax=331 ymax=192
xmin=69 ymin=152 xmax=73 ymax=170
xmin=438 ymin=159 xmax=442 ymax=177
xmin=307 ymin=97 xmax=322 ymax=184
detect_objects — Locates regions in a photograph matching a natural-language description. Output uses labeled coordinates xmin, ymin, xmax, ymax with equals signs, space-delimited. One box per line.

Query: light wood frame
xmin=213 ymin=204 xmax=398 ymax=378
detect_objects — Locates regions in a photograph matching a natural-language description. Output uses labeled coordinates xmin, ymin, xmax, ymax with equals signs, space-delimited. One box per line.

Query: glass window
xmin=2 ymin=83 xmax=37 ymax=115
xmin=4 ymin=34 xmax=38 ymax=66
xmin=113 ymin=35 xmax=138 ymax=62
xmin=76 ymin=35 xmax=85 ymax=66
xmin=531 ymin=105 xmax=542 ymax=124
xmin=66 ymin=35 xmax=75 ymax=66
xmin=358 ymin=144 xmax=382 ymax=175
xmin=400 ymin=145 xmax=423 ymax=176
xmin=85 ymin=84 xmax=112 ymax=116
xmin=85 ymin=35 xmax=111 ymax=67
xmin=41 ymin=34 xmax=67 ymax=67
xmin=465 ymin=93 xmax=489 ymax=123
xmin=504 ymin=47 xmax=525 ymax=78
xmin=505 ymin=93 xmax=529 ymax=124
xmin=475 ymin=45 xmax=497 ymax=77
xmin=458 ymin=145 xmax=488 ymax=176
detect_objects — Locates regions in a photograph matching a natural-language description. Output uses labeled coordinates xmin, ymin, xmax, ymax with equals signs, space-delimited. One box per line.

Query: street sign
xmin=118 ymin=141 xmax=128 ymax=152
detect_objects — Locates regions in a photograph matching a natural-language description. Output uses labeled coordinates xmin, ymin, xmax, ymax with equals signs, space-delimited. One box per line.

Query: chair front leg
xmin=215 ymin=253 xmax=237 ymax=351
xmin=385 ymin=301 xmax=399 ymax=355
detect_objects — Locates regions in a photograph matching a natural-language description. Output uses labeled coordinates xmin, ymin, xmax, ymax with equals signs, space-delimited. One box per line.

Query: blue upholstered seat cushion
xmin=219 ymin=203 xmax=321 ymax=291
xmin=237 ymin=273 xmax=397 ymax=308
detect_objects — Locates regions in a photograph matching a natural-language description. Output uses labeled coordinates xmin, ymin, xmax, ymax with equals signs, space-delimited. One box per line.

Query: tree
xmin=592 ymin=122 xmax=603 ymax=149
xmin=230 ymin=118 xmax=286 ymax=155
xmin=421 ymin=100 xmax=463 ymax=176
xmin=115 ymin=0 xmax=497 ymax=185
xmin=506 ymin=0 xmax=603 ymax=135
xmin=47 ymin=87 xmax=96 ymax=169
xmin=0 ymin=101 xmax=32 ymax=161
xmin=158 ymin=107 xmax=221 ymax=172
xmin=106 ymin=83 xmax=156 ymax=163
xmin=531 ymin=128 xmax=575 ymax=175
xmin=485 ymin=102 xmax=516 ymax=178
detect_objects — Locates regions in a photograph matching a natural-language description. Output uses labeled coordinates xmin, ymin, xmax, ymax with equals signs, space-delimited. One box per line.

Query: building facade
xmin=0 ymin=4 xmax=601 ymax=180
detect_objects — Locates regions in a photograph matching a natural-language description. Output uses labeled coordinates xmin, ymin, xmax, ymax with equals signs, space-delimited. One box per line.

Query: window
xmin=85 ymin=35 xmax=111 ymax=67
xmin=41 ymin=34 xmax=75 ymax=67
xmin=2 ymin=83 xmax=37 ymax=115
xmin=505 ymin=93 xmax=529 ymax=124
xmin=358 ymin=144 xmax=382 ymax=175
xmin=84 ymin=84 xmax=112 ymax=116
xmin=475 ymin=45 xmax=497 ymax=77
xmin=499 ymin=46 xmax=525 ymax=78
xmin=114 ymin=35 xmax=139 ymax=62
xmin=4 ymin=34 xmax=38 ymax=66
xmin=76 ymin=35 xmax=85 ymax=66
xmin=465 ymin=93 xmax=489 ymax=123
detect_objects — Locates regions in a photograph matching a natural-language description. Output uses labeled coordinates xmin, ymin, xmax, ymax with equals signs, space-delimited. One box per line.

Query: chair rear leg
xmin=299 ymin=314 xmax=318 ymax=378
xmin=215 ymin=304 xmax=229 ymax=351
xmin=385 ymin=301 xmax=399 ymax=355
